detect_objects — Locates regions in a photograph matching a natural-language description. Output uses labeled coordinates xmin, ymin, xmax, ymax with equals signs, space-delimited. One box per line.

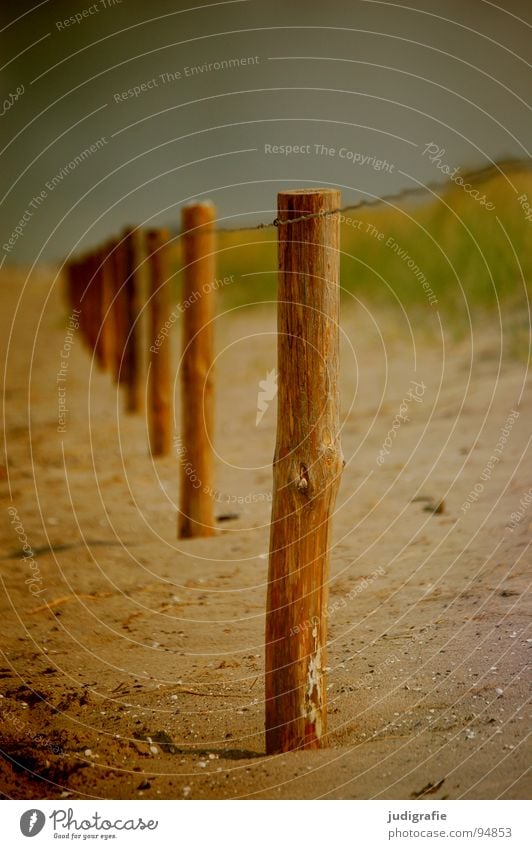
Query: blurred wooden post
xmin=123 ymin=227 xmax=143 ymax=412
xmin=111 ymin=238 xmax=127 ymax=385
xmin=147 ymin=228 xmax=172 ymax=456
xmin=98 ymin=241 xmax=115 ymax=372
xmin=178 ymin=202 xmax=216 ymax=539
xmin=86 ymin=253 xmax=98 ymax=355
xmin=265 ymin=188 xmax=343 ymax=754
xmin=93 ymin=250 xmax=105 ymax=370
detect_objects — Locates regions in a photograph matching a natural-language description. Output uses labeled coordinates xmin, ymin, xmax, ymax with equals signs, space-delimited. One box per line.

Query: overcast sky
xmin=1 ymin=0 xmax=531 ymax=263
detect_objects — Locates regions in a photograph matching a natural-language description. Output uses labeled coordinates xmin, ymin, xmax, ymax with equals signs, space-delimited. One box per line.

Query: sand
xmin=0 ymin=266 xmax=530 ymax=800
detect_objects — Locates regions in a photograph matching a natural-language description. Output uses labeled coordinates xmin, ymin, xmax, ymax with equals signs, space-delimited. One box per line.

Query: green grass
xmin=170 ymin=167 xmax=532 ymax=341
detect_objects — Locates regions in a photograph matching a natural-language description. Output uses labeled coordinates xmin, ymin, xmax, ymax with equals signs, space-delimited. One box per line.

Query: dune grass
xmin=170 ymin=166 xmax=532 ymax=347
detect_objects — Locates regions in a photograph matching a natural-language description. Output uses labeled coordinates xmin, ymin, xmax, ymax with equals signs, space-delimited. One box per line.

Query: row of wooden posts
xmin=66 ymin=201 xmax=216 ymax=540
xmin=65 ymin=189 xmax=344 ymax=755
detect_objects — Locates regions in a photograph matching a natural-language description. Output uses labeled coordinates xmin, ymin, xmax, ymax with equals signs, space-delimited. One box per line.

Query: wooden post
xmin=265 ymin=188 xmax=343 ymax=754
xmin=147 ymin=228 xmax=172 ymax=456
xmin=122 ymin=227 xmax=143 ymax=412
xmin=93 ymin=250 xmax=105 ymax=370
xmin=111 ymin=238 xmax=127 ymax=385
xmin=98 ymin=241 xmax=115 ymax=372
xmin=178 ymin=202 xmax=216 ymax=539
xmin=86 ymin=252 xmax=98 ymax=355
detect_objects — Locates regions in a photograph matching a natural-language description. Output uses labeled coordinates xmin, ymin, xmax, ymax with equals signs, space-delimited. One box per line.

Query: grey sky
xmin=1 ymin=0 xmax=531 ymax=263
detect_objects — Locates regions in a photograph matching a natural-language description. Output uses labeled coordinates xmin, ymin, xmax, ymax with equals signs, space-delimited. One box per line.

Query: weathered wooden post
xmin=147 ymin=228 xmax=172 ymax=456
xmin=122 ymin=227 xmax=143 ymax=413
xmin=98 ymin=241 xmax=115 ymax=373
xmin=86 ymin=252 xmax=98 ymax=355
xmin=265 ymin=188 xmax=343 ymax=754
xmin=111 ymin=238 xmax=127 ymax=385
xmin=93 ymin=249 xmax=106 ymax=370
xmin=178 ymin=202 xmax=216 ymax=539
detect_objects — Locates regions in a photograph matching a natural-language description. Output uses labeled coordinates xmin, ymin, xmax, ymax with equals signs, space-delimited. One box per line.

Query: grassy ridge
xmin=171 ymin=166 xmax=532 ymax=323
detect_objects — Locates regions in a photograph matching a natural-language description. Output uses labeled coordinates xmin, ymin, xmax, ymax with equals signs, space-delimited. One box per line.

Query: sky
xmin=1 ymin=0 xmax=531 ymax=263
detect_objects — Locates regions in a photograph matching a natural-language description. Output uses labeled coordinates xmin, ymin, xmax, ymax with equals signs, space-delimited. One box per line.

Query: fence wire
xmin=68 ymin=157 xmax=531 ymax=260
xmin=170 ymin=157 xmax=531 ymax=236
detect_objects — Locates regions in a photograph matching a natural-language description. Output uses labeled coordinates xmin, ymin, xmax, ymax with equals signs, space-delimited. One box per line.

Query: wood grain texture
xmin=147 ymin=228 xmax=173 ymax=456
xmin=178 ymin=202 xmax=216 ymax=539
xmin=265 ymin=189 xmax=343 ymax=754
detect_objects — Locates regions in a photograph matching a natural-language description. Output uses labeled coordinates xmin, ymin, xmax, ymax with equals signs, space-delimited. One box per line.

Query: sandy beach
xmin=0 ymin=266 xmax=530 ymax=800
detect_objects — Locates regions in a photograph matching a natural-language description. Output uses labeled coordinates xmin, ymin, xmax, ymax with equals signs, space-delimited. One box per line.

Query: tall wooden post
xmin=122 ymin=227 xmax=143 ymax=413
xmin=98 ymin=241 xmax=115 ymax=372
xmin=265 ymin=189 xmax=343 ymax=754
xmin=178 ymin=202 xmax=216 ymax=539
xmin=147 ymin=228 xmax=172 ymax=456
xmin=93 ymin=249 xmax=106 ymax=370
xmin=111 ymin=238 xmax=127 ymax=385
xmin=86 ymin=252 xmax=98 ymax=355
